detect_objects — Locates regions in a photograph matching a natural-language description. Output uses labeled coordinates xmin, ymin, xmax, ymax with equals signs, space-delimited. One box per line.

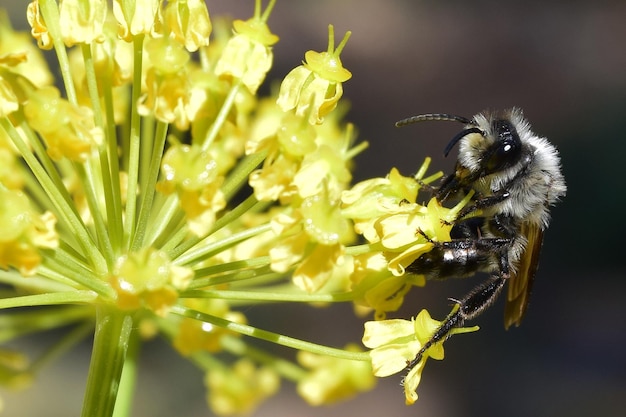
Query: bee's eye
xmin=484 ymin=120 xmax=522 ymax=172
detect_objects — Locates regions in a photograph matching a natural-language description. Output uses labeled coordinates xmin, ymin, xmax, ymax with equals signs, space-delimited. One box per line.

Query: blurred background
xmin=2 ymin=1 xmax=625 ymax=416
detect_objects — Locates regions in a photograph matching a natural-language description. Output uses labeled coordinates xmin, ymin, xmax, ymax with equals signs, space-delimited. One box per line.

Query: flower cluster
xmin=0 ymin=1 xmax=483 ymax=415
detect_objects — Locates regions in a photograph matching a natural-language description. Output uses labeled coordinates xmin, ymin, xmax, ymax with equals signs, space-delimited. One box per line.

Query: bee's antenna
xmin=443 ymin=127 xmax=484 ymax=157
xmin=395 ymin=113 xmax=482 ymax=157
xmin=395 ymin=113 xmax=473 ymax=128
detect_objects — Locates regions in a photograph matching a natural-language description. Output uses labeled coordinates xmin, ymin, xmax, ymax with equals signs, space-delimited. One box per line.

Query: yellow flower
xmin=350 ymin=253 xmax=423 ymax=320
xmin=0 ymin=348 xmax=33 ymax=390
xmin=362 ymin=308 xmax=478 ymax=405
xmin=277 ymin=25 xmax=351 ymax=125
xmin=214 ymin=0 xmax=278 ymax=94
xmin=138 ymin=37 xmax=192 ymax=128
xmin=23 ymin=86 xmax=102 ymax=162
xmin=59 ymin=0 xmax=107 ymax=46
xmin=0 ymin=144 xmax=23 ymax=191
xmin=275 ymin=113 xmax=317 ymax=157
xmin=113 ymin=0 xmax=162 ymax=41
xmin=173 ymin=299 xmax=246 ymax=356
xmin=341 ymin=164 xmax=437 ymax=242
xmin=0 ymin=76 xmax=19 ymax=117
xmin=293 ymin=144 xmax=352 ymax=199
xmin=26 ymin=1 xmax=53 ymax=50
xmin=110 ymin=248 xmax=193 ymax=316
xmin=292 ymin=242 xmax=353 ymax=293
xmin=205 ymin=359 xmax=280 ymax=416
xmin=157 ymin=142 xmax=226 ymax=236
xmin=0 ymin=188 xmax=58 ymax=276
xmin=299 ymin=192 xmax=352 ymax=245
xmin=0 ymin=10 xmax=53 ymax=87
xmin=342 ymin=162 xmax=473 ymax=277
xmin=296 ymin=345 xmax=375 ymax=405
xmin=163 ymin=0 xmax=212 ymax=52
xmin=248 ymin=153 xmax=299 ymax=202
xmin=268 ymin=190 xmax=354 ymax=293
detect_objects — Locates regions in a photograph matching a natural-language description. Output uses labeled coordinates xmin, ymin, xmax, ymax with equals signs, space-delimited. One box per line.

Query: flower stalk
xmin=81 ymin=308 xmax=133 ymax=417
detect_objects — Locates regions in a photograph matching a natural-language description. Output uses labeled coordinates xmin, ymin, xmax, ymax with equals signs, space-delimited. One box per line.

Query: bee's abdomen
xmin=407 ymin=237 xmax=508 ymax=280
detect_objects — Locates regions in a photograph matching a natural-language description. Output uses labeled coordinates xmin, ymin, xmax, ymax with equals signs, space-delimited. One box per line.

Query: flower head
xmin=0 ymin=2 xmax=490 ymax=415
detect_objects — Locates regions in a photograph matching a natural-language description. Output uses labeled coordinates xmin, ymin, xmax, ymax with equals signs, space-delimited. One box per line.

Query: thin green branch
xmin=201 ymin=81 xmax=241 ymax=152
xmin=123 ymin=34 xmax=146 ymax=251
xmin=0 ymin=305 xmax=93 ymax=343
xmin=170 ymin=305 xmax=370 ymax=362
xmin=174 ymin=223 xmax=272 ymax=266
xmin=179 ymin=288 xmax=357 ymax=303
xmin=220 ymin=335 xmax=307 ymax=382
xmin=1 ymin=118 xmax=107 ymax=274
xmin=187 ymin=266 xmax=279 ymax=290
xmin=38 ymin=0 xmax=77 ymax=104
xmin=132 ymin=120 xmax=169 ymax=251
xmin=0 ymin=291 xmax=97 ymax=310
xmin=220 ymin=151 xmax=267 ymax=201
xmin=74 ymin=162 xmax=114 ymax=266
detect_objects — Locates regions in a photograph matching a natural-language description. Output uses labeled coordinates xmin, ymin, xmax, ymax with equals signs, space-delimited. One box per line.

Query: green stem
xmin=179 ymin=289 xmax=356 ymax=303
xmin=345 ymin=242 xmax=382 ymax=257
xmin=174 ymin=223 xmax=272 ymax=266
xmin=201 ymin=81 xmax=241 ymax=152
xmin=123 ymin=35 xmax=146 ymax=251
xmin=220 ymin=151 xmax=267 ymax=202
xmin=1 ymin=118 xmax=107 ymax=274
xmin=81 ymin=308 xmax=134 ymax=417
xmin=112 ymin=328 xmax=141 ymax=417
xmin=166 ymin=194 xmax=263 ymax=261
xmin=170 ymin=305 xmax=370 ymax=362
xmin=100 ymin=57 xmax=124 ymax=252
xmin=132 ymin=120 xmax=169 ymax=251
xmin=81 ymin=43 xmax=123 ymax=257
xmin=74 ymin=162 xmax=114 ymax=266
xmin=140 ymin=194 xmax=181 ymax=249
xmin=38 ymin=0 xmax=77 ymax=104
xmin=0 ymin=306 xmax=93 ymax=343
xmin=0 ymin=291 xmax=97 ymax=310
xmin=220 ymin=335 xmax=307 ymax=382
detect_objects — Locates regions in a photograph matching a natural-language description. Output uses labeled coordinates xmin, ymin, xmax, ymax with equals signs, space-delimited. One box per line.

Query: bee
xmin=396 ymin=108 xmax=566 ymax=367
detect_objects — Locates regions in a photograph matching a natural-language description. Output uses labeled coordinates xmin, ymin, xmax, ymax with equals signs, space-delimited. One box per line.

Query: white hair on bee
xmin=457 ymin=108 xmax=566 ymax=229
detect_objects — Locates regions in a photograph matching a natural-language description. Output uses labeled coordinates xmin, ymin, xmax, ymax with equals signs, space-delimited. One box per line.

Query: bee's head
xmin=455 ymin=111 xmax=525 ymax=177
xmin=396 ymin=108 xmax=528 ymax=178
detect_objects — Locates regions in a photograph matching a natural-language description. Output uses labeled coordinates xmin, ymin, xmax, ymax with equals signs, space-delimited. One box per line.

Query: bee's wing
xmin=504 ymin=222 xmax=544 ymax=329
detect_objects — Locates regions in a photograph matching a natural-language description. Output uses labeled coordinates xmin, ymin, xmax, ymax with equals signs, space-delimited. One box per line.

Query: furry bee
xmin=396 ymin=108 xmax=566 ymax=367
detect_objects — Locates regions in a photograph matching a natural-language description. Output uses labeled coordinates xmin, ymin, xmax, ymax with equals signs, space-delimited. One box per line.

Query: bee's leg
xmin=406 ymin=273 xmax=507 ymax=370
xmin=488 ymin=214 xmax=518 ymax=238
xmin=455 ymin=190 xmax=511 ymax=220
xmin=415 ymin=178 xmax=439 ymax=195
xmin=434 ymin=172 xmax=457 ymax=201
